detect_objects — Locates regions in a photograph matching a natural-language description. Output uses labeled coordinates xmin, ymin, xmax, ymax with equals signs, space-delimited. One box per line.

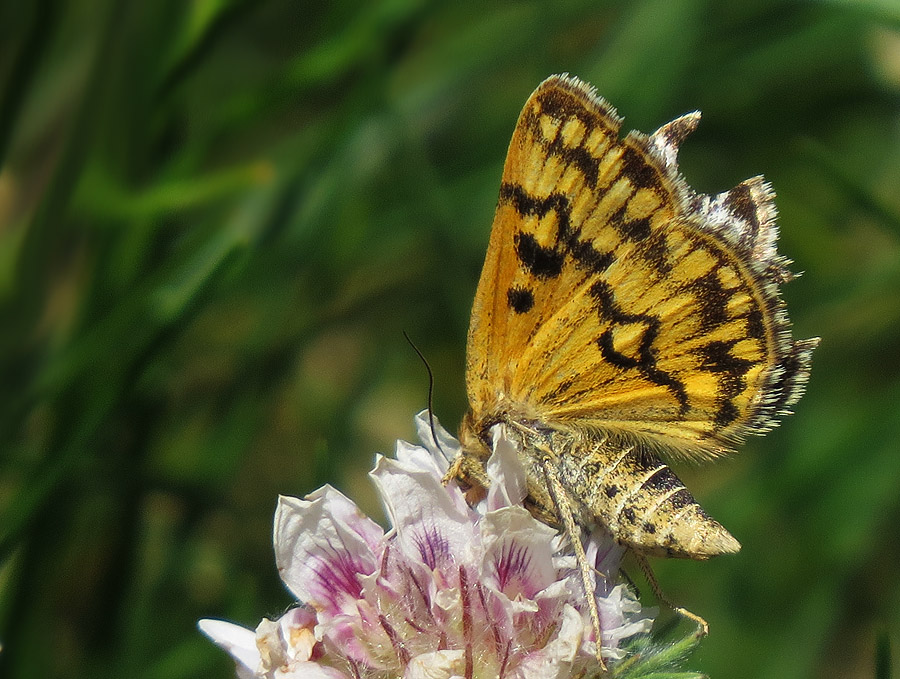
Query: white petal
xmin=552 ymin=604 xmax=586 ymax=660
xmin=198 ymin=619 xmax=259 ymax=678
xmin=413 ymin=410 xmax=461 ymax=470
xmin=485 ymin=427 xmax=528 ymax=509
xmin=279 ymin=607 xmax=319 ymax=661
xmin=370 ymin=455 xmax=476 ymax=571
xmin=273 ymin=660 xmax=351 ymax=679
xmin=394 ymin=439 xmax=446 ymax=480
xmin=257 ymin=618 xmax=288 ymax=670
xmin=255 ymin=612 xmax=353 ymax=679
xmin=274 ymin=490 xmax=383 ymax=607
xmin=516 ymin=604 xmax=584 ymax=679
xmin=584 ymin=526 xmax=626 ymax=596
xmin=404 ymin=649 xmax=466 ymax=679
xmin=598 ymin=584 xmax=654 ymax=652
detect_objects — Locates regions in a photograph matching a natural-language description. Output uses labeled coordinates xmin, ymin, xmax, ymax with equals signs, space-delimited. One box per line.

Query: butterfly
xmin=448 ymin=74 xmax=817 ymax=659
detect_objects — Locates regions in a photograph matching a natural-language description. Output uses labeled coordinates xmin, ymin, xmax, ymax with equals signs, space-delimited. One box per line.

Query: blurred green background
xmin=1 ymin=1 xmax=898 ymax=677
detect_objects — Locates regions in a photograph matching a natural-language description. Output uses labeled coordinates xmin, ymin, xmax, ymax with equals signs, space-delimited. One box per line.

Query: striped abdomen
xmin=545 ymin=430 xmax=740 ymax=559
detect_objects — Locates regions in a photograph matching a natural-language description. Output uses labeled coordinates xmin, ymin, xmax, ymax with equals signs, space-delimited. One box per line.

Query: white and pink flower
xmin=200 ymin=413 xmax=653 ymax=679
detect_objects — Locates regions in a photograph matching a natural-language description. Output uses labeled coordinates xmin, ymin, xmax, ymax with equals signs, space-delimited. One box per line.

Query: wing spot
xmin=746 ymin=308 xmax=765 ymax=340
xmin=620 ymin=145 xmax=662 ymax=189
xmin=715 ymin=401 xmax=740 ymax=427
xmin=697 ymin=340 xmax=757 ymax=428
xmin=514 ymin=232 xmax=565 ymax=278
xmin=692 ymin=270 xmax=732 ymax=331
xmin=622 ymin=215 xmax=651 ymax=241
xmin=611 ymin=205 xmax=652 ymax=242
xmin=569 ymin=237 xmax=614 ymax=273
xmin=507 ymin=286 xmax=535 ymax=314
xmin=641 ymin=232 xmax=672 ymax=274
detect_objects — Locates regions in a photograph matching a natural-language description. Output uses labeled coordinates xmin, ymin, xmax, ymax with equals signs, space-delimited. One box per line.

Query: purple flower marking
xmin=411 ymin=524 xmax=451 ymax=570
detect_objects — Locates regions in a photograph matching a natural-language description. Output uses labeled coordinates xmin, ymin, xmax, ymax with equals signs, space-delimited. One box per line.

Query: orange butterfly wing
xmin=465 ymin=75 xmax=816 ymax=459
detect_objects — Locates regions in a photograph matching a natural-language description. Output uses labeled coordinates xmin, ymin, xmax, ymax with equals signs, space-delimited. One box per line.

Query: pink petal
xmin=370 ymin=456 xmax=475 ymax=572
xmin=480 ymin=506 xmax=558 ymax=601
xmin=316 ymin=603 xmax=390 ymax=667
xmin=274 ymin=490 xmax=383 ymax=612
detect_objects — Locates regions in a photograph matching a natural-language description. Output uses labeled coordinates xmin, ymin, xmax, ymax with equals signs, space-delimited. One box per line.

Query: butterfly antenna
xmin=402 ymin=331 xmax=445 ymax=455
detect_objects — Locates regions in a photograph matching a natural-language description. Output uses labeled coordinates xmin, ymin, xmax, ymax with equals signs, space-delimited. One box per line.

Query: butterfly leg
xmin=443 ymin=450 xmax=492 ymax=509
xmin=442 ymin=454 xmax=464 ymax=487
xmin=633 ymin=552 xmax=708 ymax=637
xmin=539 ymin=455 xmax=608 ymax=672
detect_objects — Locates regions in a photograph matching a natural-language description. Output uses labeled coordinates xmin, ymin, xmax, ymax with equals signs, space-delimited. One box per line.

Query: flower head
xmin=201 ymin=412 xmax=653 ymax=679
